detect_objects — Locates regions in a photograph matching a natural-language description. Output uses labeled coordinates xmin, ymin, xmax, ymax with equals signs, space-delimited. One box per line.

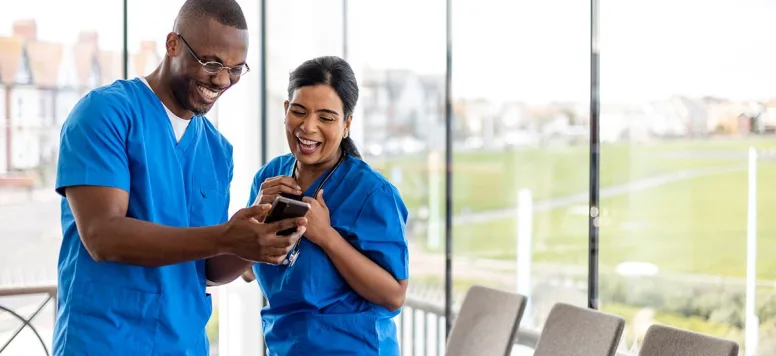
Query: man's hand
xmin=253 ymin=176 xmax=303 ymax=207
xmin=221 ymin=204 xmax=307 ymax=265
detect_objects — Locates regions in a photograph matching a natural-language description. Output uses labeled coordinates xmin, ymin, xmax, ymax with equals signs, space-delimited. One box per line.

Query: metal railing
xmin=0 ymin=284 xmax=641 ymax=356
xmin=0 ymin=284 xmax=57 ymax=356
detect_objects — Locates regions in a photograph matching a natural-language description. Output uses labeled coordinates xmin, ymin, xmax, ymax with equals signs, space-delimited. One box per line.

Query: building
xmin=0 ymin=20 xmax=128 ymax=184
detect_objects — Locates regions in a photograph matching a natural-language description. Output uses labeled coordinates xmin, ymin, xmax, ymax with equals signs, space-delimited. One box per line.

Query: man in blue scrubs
xmin=53 ymin=1 xmax=306 ymax=354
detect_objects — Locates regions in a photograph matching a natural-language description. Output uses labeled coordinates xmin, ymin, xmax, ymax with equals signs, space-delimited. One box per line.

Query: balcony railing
xmin=0 ymin=284 xmax=57 ymax=356
xmin=0 ymin=284 xmax=641 ymax=356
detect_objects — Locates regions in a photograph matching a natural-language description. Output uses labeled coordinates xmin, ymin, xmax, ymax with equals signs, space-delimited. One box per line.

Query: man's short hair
xmin=177 ymin=0 xmax=248 ymax=30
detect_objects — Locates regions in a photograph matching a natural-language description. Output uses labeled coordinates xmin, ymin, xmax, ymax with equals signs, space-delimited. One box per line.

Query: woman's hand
xmin=254 ymin=176 xmax=303 ymax=208
xmin=302 ymin=190 xmax=336 ymax=246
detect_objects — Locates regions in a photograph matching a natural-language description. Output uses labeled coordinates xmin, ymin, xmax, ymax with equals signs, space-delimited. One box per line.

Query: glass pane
xmin=600 ymin=0 xmax=776 ymax=354
xmin=450 ymin=0 xmax=591 ymax=347
xmin=0 ymin=1 xmax=123 ymax=353
xmin=349 ymin=0 xmax=447 ymax=354
xmin=266 ymin=0 xmax=344 ymax=157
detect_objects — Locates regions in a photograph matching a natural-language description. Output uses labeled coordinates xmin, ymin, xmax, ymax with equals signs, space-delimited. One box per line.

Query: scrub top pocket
xmin=66 ymin=281 xmax=161 ymax=355
xmin=189 ymin=183 xmax=228 ymax=227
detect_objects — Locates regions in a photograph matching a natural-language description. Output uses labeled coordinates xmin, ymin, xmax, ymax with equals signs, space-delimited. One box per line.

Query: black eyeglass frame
xmin=177 ymin=33 xmax=250 ymax=78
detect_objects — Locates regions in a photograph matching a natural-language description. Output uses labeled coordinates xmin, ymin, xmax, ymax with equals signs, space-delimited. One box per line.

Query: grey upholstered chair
xmin=532 ymin=303 xmax=625 ymax=356
xmin=445 ymin=285 xmax=527 ymax=356
xmin=638 ymin=324 xmax=739 ymax=356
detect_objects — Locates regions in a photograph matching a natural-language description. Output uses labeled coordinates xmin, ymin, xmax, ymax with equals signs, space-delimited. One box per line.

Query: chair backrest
xmin=445 ymin=285 xmax=527 ymax=356
xmin=638 ymin=324 xmax=739 ymax=356
xmin=533 ymin=303 xmax=625 ymax=356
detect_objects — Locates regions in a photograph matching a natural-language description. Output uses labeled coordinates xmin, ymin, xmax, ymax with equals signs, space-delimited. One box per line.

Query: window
xmin=349 ymin=1 xmax=447 ymax=353
xmin=265 ymin=0 xmax=344 ymax=157
xmin=4 ymin=1 xmax=772 ymax=354
xmin=0 ymin=0 xmax=123 ymax=353
xmin=599 ymin=0 xmax=776 ymax=354
xmin=450 ymin=1 xmax=591 ymax=351
xmin=15 ymin=49 xmax=32 ymax=85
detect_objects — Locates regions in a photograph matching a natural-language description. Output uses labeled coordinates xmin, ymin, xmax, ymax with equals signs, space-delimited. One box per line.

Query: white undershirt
xmin=138 ymin=76 xmax=191 ymax=142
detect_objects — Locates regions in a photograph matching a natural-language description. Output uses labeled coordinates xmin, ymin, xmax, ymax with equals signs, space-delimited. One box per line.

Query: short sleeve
xmin=351 ymin=183 xmax=409 ymax=281
xmin=246 ymin=171 xmax=261 ymax=208
xmin=56 ymin=91 xmax=130 ymax=197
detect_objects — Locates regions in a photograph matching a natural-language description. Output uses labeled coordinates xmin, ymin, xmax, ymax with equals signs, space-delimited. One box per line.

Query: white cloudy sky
xmin=2 ymin=0 xmax=776 ymax=104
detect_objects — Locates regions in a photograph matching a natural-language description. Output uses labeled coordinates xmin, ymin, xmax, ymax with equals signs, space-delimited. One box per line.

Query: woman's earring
xmin=344 ymin=131 xmax=349 ymax=138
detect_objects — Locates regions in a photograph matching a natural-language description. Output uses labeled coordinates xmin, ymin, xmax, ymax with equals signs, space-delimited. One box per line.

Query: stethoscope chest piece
xmin=288 ymin=250 xmax=300 ymax=266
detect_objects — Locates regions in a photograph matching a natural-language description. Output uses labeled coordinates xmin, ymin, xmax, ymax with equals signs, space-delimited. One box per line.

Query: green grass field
xmin=371 ymin=137 xmax=776 ymax=348
xmin=372 ymin=137 xmax=776 ymax=279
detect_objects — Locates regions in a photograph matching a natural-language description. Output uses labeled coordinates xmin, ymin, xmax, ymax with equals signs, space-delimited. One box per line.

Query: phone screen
xmin=264 ymin=196 xmax=310 ymax=235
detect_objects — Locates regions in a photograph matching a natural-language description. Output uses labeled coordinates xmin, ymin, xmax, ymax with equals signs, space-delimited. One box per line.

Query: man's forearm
xmin=205 ymin=255 xmax=252 ymax=286
xmin=86 ymin=216 xmax=227 ymax=267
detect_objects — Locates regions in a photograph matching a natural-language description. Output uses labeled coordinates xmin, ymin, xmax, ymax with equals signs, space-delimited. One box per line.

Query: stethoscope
xmin=281 ymin=151 xmax=347 ymax=266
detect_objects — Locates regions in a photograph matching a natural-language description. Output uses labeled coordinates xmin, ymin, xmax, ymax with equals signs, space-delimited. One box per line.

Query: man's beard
xmin=172 ymin=77 xmax=211 ymax=116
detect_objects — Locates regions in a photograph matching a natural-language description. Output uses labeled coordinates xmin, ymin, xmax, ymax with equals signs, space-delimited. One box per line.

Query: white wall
xmin=11 ymin=129 xmax=41 ymax=170
xmin=10 ymin=87 xmax=41 ymax=128
xmin=0 ymin=87 xmax=6 ymax=175
xmin=57 ymin=46 xmax=79 ymax=89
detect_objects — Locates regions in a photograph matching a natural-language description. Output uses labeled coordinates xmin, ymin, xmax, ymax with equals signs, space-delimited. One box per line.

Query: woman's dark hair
xmin=287 ymin=56 xmax=361 ymax=159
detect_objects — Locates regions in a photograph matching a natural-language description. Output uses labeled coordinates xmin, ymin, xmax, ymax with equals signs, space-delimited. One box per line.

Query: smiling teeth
xmin=197 ymin=85 xmax=218 ymax=100
xmin=299 ymin=138 xmax=318 ymax=145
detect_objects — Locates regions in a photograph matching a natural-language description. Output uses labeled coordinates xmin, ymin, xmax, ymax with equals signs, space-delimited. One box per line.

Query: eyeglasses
xmin=177 ymin=34 xmax=250 ymax=78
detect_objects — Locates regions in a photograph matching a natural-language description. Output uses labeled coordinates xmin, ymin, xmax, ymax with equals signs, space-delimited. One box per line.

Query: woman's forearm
xmin=319 ymin=227 xmax=407 ymax=311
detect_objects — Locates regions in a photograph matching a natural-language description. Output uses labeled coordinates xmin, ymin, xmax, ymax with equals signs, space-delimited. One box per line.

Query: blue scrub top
xmin=54 ymin=78 xmax=233 ymax=355
xmin=248 ymin=154 xmax=409 ymax=356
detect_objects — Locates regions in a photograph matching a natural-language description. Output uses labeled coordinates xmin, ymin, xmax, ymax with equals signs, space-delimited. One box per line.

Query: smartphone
xmin=263 ymin=196 xmax=310 ymax=236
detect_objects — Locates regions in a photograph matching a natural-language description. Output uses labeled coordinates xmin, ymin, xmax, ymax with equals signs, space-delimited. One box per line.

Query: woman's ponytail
xmin=340 ymin=136 xmax=362 ymax=159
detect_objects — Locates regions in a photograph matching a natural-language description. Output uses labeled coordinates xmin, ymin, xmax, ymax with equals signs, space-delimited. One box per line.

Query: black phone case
xmin=265 ymin=198 xmax=309 ymax=236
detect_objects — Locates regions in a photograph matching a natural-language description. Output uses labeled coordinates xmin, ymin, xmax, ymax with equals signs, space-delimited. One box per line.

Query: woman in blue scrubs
xmin=246 ymin=56 xmax=409 ymax=355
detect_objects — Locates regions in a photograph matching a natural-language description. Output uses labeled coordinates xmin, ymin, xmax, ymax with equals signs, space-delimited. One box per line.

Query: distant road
xmin=452 ymin=163 xmax=745 ymax=225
